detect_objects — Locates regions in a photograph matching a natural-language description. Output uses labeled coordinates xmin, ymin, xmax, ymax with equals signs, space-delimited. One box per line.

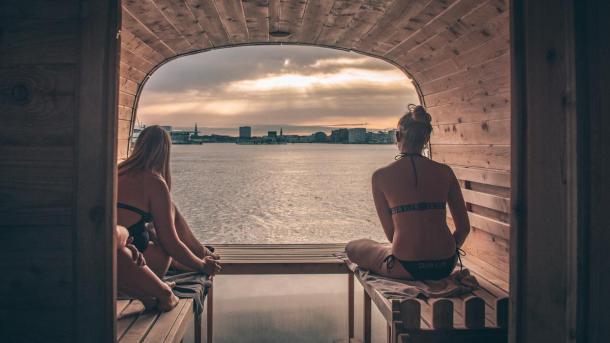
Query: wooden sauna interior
xmin=1 ymin=0 xmax=608 ymax=342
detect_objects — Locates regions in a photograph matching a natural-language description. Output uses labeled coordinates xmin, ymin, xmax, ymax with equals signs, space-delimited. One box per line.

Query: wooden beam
xmin=75 ymin=1 xmax=119 ymax=341
xmin=334 ymin=0 xmax=394 ymax=49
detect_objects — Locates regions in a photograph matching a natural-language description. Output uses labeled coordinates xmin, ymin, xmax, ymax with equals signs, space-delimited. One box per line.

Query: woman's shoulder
xmin=122 ymin=170 xmax=168 ymax=189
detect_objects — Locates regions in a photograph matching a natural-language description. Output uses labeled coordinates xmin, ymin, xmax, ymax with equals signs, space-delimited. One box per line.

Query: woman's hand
xmin=126 ymin=241 xmax=147 ymax=267
xmin=203 ymin=246 xmax=220 ymax=260
xmin=200 ymin=256 xmax=221 ymax=275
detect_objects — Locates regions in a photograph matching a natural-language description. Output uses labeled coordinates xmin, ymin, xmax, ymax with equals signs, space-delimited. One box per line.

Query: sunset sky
xmin=137 ymin=45 xmax=419 ymax=136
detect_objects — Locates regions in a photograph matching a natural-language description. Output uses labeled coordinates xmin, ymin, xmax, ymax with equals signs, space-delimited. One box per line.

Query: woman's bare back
xmin=373 ymin=156 xmax=458 ymax=261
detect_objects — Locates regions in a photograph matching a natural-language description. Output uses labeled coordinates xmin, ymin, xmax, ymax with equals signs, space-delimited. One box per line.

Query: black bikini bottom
xmin=383 ymin=250 xmax=462 ymax=281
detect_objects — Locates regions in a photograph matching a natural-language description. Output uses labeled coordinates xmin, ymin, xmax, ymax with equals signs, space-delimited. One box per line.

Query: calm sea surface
xmin=171 ymin=143 xmax=396 ymax=244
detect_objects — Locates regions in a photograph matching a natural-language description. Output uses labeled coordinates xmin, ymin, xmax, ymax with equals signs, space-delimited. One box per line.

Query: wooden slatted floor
xmin=116 ymin=298 xmax=195 ymax=343
xmin=213 ymin=243 xmax=349 ymax=274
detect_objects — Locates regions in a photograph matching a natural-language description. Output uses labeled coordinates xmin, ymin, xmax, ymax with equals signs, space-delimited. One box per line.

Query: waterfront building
xmin=330 ymin=128 xmax=349 ymax=143
xmin=312 ymin=131 xmax=328 ymax=143
xmin=388 ymin=129 xmax=398 ymax=144
xmin=170 ymin=131 xmax=191 ymax=144
xmin=239 ymin=126 xmax=252 ymax=139
xmin=160 ymin=125 xmax=173 ymax=132
xmin=348 ymin=128 xmax=367 ymax=143
xmin=268 ymin=131 xmax=277 ymax=138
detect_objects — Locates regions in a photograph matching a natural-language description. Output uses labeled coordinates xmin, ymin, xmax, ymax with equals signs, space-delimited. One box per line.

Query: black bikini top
xmin=117 ymin=202 xmax=153 ymax=252
xmin=391 ymin=152 xmax=445 ymax=215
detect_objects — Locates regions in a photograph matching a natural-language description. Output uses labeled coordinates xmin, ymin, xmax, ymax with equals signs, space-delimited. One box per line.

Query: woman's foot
xmin=157 ymin=293 xmax=179 ymax=312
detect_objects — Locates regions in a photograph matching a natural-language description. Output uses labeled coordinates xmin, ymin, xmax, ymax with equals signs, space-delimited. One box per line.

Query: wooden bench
xmin=349 ymin=254 xmax=509 ymax=343
xmin=117 ymin=298 xmax=202 ymax=343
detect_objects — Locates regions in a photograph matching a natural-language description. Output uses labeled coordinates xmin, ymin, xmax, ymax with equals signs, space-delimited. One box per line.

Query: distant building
xmin=160 ymin=125 xmax=173 ymax=132
xmin=330 ymin=129 xmax=349 ymax=143
xmin=239 ymin=126 xmax=251 ymax=139
xmin=348 ymin=128 xmax=367 ymax=143
xmin=267 ymin=131 xmax=277 ymax=138
xmin=312 ymin=131 xmax=328 ymax=143
xmin=388 ymin=129 xmax=398 ymax=143
xmin=170 ymin=131 xmax=190 ymax=144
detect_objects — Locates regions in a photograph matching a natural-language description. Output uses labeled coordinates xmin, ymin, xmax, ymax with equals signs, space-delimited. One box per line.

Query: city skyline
xmin=136 ymin=45 xmax=419 ymax=131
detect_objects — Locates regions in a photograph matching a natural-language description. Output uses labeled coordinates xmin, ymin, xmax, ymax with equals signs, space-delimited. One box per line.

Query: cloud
xmin=137 ymin=45 xmax=418 ymax=132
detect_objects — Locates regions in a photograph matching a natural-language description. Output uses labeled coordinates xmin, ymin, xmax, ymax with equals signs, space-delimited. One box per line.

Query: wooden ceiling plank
xmin=268 ymin=0 xmax=281 ymax=41
xmin=120 ymin=48 xmax=155 ymax=76
xmin=214 ymin=0 xmax=249 ymax=44
xmin=399 ymin=2 xmax=508 ymax=72
xmin=333 ymin=0 xmax=394 ymax=50
xmin=419 ymin=49 xmax=509 ymax=96
xmin=315 ymin=0 xmax=364 ymax=46
xmin=381 ymin=0 xmax=459 ymax=60
xmin=425 ymin=74 xmax=509 ymax=108
xmin=354 ymin=0 xmax=434 ymax=54
xmin=294 ymin=0 xmax=335 ymax=44
xmin=242 ymin=0 xmax=270 ymax=42
xmin=123 ymin=0 xmax=193 ymax=54
xmin=152 ymin=0 xmax=213 ymax=49
xmin=386 ymin=0 xmax=486 ymax=61
xmin=120 ymin=61 xmax=147 ymax=84
xmin=122 ymin=8 xmax=175 ymax=58
xmin=185 ymin=0 xmax=231 ymax=46
xmin=281 ymin=0 xmax=308 ymax=41
xmin=121 ymin=29 xmax=165 ymax=66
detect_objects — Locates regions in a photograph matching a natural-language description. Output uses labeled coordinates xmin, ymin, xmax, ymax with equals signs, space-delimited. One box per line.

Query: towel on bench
xmin=164 ymin=270 xmax=212 ymax=314
xmin=118 ymin=270 xmax=212 ymax=314
xmin=336 ymin=253 xmax=479 ymax=300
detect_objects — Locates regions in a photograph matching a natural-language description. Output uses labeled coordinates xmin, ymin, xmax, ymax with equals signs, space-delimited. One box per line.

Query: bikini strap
xmin=117 ymin=202 xmax=152 ymax=222
xmin=396 ymin=152 xmax=423 ymax=187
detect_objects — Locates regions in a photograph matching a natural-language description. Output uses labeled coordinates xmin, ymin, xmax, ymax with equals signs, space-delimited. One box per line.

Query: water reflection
xmin=209 ymin=275 xmax=386 ymax=342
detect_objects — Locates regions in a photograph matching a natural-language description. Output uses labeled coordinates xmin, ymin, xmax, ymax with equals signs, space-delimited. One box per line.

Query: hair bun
xmin=407 ymin=104 xmax=432 ymax=124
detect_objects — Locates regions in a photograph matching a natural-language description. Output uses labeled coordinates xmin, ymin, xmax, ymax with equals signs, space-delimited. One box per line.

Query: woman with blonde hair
xmin=346 ymin=105 xmax=470 ymax=280
xmin=117 ymin=125 xmax=220 ymax=307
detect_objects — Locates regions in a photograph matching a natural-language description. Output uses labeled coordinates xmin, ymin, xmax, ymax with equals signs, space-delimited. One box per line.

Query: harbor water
xmin=171 ymin=143 xmax=396 ymax=244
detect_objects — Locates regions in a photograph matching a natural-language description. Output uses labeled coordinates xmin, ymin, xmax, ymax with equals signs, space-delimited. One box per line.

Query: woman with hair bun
xmin=346 ymin=105 xmax=470 ymax=280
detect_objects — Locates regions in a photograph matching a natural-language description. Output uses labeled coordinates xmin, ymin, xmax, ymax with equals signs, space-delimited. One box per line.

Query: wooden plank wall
xmin=404 ymin=1 xmax=511 ymax=285
xmin=0 ymin=0 xmax=119 ymax=341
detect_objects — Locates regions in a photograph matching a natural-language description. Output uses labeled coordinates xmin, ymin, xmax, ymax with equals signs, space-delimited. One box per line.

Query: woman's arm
xmin=174 ymin=204 xmax=218 ymax=259
xmin=148 ymin=176 xmax=208 ymax=271
xmin=447 ymin=168 xmax=470 ymax=248
xmin=372 ymin=170 xmax=395 ymax=242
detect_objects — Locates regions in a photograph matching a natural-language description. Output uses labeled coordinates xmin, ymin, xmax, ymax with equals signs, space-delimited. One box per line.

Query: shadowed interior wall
xmin=0 ymin=0 xmax=119 ymax=341
xmin=118 ymin=0 xmax=511 ymax=284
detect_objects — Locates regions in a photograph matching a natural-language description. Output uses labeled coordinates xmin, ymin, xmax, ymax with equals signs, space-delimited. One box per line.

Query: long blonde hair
xmin=119 ymin=125 xmax=172 ymax=189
